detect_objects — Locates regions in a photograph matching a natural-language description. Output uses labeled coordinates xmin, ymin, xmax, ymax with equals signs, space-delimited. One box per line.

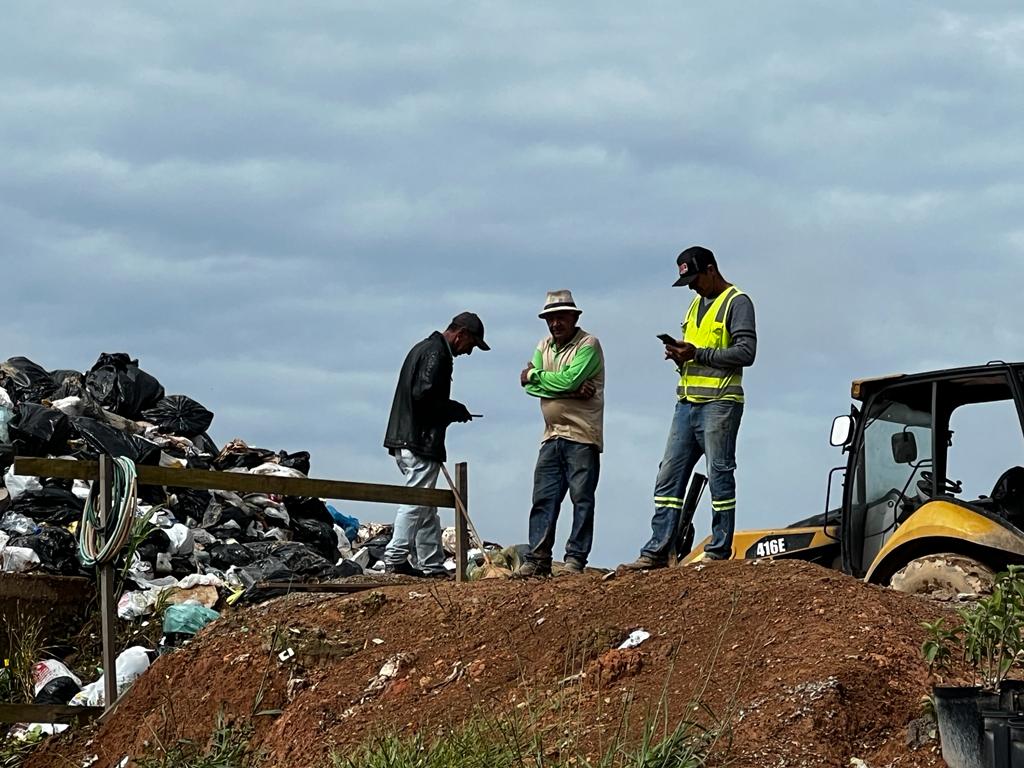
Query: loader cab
xmin=838 ymin=363 xmax=1024 ymax=579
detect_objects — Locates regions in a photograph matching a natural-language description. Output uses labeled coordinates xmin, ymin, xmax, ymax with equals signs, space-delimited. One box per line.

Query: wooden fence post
xmin=454 ymin=462 xmax=469 ymax=583
xmin=97 ymin=455 xmax=118 ymax=710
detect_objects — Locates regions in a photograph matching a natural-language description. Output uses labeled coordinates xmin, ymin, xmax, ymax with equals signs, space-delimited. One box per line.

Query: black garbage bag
xmin=33 ymin=676 xmax=81 ymax=705
xmin=206 ymin=542 xmax=257 ymax=570
xmin=283 ymin=496 xmax=334 ymax=525
xmin=291 ymin=518 xmax=339 ymax=562
xmin=85 ymin=353 xmax=165 ymax=418
xmin=8 ymin=403 xmax=71 ymax=456
xmin=330 ymin=559 xmax=363 ymax=578
xmin=169 ymin=489 xmax=212 ymax=523
xmin=0 ymin=443 xmax=15 ymax=474
xmin=11 ymin=487 xmax=83 ymax=525
xmin=141 ymin=395 xmax=214 ymax=438
xmin=193 ymin=433 xmax=219 ymax=456
xmin=9 ymin=526 xmax=80 ymax=575
xmin=212 ymin=441 xmax=277 ymax=471
xmin=71 ymin=417 xmax=161 ymax=464
xmin=269 ymin=542 xmax=333 ymax=575
xmin=277 ymin=451 xmax=311 ymax=475
xmin=49 ymin=370 xmax=89 ymax=399
xmin=236 ymin=556 xmax=293 ymax=587
xmin=360 ymin=532 xmax=393 ymax=567
xmin=202 ymin=497 xmax=256 ymax=529
xmin=237 ymin=546 xmax=363 ymax=604
xmin=0 ymin=357 xmax=58 ymax=404
xmin=135 ymin=529 xmax=172 ymax=565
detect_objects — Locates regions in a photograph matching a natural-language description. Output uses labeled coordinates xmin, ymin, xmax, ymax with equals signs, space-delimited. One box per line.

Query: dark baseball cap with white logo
xmin=673 ymin=246 xmax=717 ymax=287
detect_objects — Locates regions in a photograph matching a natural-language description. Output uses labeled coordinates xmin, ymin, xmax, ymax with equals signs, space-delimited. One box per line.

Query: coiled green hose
xmin=79 ymin=456 xmax=138 ymax=567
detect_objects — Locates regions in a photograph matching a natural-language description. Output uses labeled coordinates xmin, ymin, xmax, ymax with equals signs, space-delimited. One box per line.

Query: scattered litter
xmin=363 ymin=653 xmax=417 ymax=700
xmin=617 ymin=630 xmax=652 ymax=650
xmin=278 ymin=648 xmax=295 ymax=663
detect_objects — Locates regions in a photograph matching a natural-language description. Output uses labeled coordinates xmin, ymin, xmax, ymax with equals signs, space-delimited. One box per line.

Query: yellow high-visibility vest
xmin=677 ymin=285 xmax=745 ymax=403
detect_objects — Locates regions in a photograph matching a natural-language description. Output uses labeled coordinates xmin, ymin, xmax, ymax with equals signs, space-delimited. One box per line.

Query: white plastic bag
xmin=0 ymin=388 xmax=12 ymax=443
xmin=335 ymin=525 xmax=353 ymax=558
xmin=1 ymin=546 xmax=41 ymax=573
xmin=3 ymin=466 xmax=42 ymax=501
xmin=71 ymin=647 xmax=152 ymax=707
xmin=617 ymin=630 xmax=652 ymax=650
xmin=48 ymin=395 xmax=86 ymax=417
xmin=32 ymin=660 xmax=83 ymax=694
xmin=166 ymin=523 xmax=194 ymax=555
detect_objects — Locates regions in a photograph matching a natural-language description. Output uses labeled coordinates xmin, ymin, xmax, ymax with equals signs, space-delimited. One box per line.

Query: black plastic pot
xmin=934 ymin=686 xmax=985 ymax=768
xmin=1001 ymin=680 xmax=1024 ymax=713
xmin=984 ymin=709 xmax=1014 ymax=768
xmin=1008 ymin=717 xmax=1024 ymax=768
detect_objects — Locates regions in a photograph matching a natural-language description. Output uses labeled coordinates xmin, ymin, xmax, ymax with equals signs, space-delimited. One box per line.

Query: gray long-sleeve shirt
xmin=693 ymin=292 xmax=757 ymax=369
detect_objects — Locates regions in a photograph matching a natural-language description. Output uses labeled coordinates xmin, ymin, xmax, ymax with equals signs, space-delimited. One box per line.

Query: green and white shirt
xmin=525 ymin=328 xmax=605 ymax=451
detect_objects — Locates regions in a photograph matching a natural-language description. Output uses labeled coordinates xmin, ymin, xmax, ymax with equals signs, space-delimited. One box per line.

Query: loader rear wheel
xmin=888 ymin=554 xmax=995 ymax=601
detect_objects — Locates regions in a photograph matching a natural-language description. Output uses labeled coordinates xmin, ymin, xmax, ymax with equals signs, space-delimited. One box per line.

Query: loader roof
xmin=851 ymin=362 xmax=1024 ymax=402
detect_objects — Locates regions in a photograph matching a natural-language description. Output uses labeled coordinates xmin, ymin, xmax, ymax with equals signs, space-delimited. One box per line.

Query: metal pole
xmin=454 ymin=462 xmax=469 ymax=583
xmin=97 ymin=455 xmax=118 ymax=710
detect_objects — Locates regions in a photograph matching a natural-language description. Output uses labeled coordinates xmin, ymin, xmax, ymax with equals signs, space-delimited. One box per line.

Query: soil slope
xmin=28 ymin=559 xmax=954 ymax=768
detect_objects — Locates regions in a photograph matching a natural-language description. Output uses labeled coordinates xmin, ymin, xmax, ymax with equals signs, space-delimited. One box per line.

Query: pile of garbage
xmin=0 ymin=353 xmax=487 ymax=604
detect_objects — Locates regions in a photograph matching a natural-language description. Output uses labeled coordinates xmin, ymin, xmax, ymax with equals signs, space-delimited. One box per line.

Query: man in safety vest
xmin=622 ymin=246 xmax=757 ymax=569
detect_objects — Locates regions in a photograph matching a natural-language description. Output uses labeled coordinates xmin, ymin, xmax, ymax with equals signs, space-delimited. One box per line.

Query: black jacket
xmin=384 ymin=331 xmax=467 ymax=462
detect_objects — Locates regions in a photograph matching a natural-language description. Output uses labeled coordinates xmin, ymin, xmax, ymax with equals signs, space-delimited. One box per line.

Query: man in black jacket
xmin=382 ymin=312 xmax=489 ymax=577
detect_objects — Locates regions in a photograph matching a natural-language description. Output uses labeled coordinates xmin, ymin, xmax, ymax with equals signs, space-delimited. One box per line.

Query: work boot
xmin=618 ymin=554 xmax=667 ymax=572
xmin=693 ymin=551 xmax=727 ymax=563
xmin=384 ymin=560 xmax=427 ymax=578
xmin=512 ymin=560 xmax=551 ymax=579
xmin=560 ymin=558 xmax=586 ymax=574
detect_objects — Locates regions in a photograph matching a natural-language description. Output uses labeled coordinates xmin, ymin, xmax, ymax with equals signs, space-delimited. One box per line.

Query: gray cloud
xmin=2 ymin=2 xmax=1023 ymax=565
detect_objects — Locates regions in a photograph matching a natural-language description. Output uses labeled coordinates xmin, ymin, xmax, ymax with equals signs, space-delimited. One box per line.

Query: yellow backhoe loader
xmin=681 ymin=362 xmax=1024 ymax=596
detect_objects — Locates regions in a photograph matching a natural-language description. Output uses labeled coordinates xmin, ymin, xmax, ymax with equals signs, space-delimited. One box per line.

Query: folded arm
xmin=525 ymin=344 xmax=602 ymax=398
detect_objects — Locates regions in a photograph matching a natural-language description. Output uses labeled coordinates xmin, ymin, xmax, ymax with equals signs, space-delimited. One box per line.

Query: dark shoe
xmin=384 ymin=561 xmax=426 ymax=577
xmin=422 ymin=569 xmax=453 ymax=580
xmin=512 ymin=560 xmax=551 ymax=579
xmin=618 ymin=555 xmax=668 ymax=572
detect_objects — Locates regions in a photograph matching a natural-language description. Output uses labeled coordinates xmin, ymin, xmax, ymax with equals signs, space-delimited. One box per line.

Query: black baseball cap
xmin=673 ymin=246 xmax=717 ymax=287
xmin=451 ymin=311 xmax=490 ymax=351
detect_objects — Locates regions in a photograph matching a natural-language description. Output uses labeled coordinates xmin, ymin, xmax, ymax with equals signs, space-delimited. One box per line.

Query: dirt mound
xmin=28 ymin=560 xmax=954 ymax=768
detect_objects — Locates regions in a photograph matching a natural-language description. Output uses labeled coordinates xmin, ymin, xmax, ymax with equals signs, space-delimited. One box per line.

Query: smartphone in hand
xmin=657 ymin=333 xmax=679 ymax=345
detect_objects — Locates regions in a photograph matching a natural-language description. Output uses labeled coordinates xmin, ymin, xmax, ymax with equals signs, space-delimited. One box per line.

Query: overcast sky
xmin=2 ymin=2 xmax=1023 ymax=567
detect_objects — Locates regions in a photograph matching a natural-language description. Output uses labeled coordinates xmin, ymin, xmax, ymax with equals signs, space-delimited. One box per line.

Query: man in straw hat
xmin=383 ymin=312 xmax=489 ymax=578
xmin=513 ymin=290 xmax=605 ymax=578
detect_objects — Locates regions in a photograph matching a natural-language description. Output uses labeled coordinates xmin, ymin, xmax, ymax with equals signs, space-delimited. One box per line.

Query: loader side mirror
xmin=830 ymin=415 xmax=854 ymax=447
xmin=891 ymin=431 xmax=918 ymax=464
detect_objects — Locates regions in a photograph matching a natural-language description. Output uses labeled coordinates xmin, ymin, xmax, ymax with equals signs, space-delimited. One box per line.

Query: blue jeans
xmin=641 ymin=400 xmax=743 ymax=560
xmin=527 ymin=438 xmax=600 ymax=567
xmin=384 ymin=449 xmax=446 ymax=575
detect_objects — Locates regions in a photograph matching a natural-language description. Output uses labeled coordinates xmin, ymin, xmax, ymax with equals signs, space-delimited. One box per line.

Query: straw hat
xmin=538 ymin=289 xmax=583 ymax=318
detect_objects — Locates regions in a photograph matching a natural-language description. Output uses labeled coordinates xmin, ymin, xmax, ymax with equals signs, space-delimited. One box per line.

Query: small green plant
xmin=3 ymin=610 xmax=47 ymax=703
xmin=333 ymin=708 xmax=714 ymax=768
xmin=922 ymin=564 xmax=1024 ymax=690
xmin=136 ymin=709 xmax=255 ymax=768
xmin=0 ymin=727 xmax=46 ymax=768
